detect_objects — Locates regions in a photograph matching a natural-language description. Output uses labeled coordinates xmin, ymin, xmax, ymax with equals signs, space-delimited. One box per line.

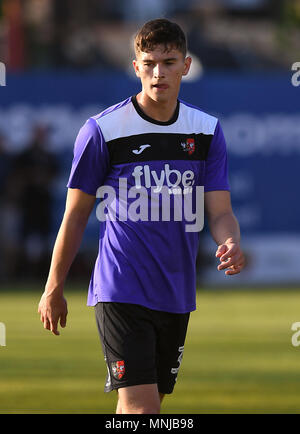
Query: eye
xmin=164 ymin=61 xmax=176 ymax=67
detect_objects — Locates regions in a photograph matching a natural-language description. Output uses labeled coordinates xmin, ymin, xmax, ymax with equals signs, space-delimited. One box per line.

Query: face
xmin=133 ymin=45 xmax=192 ymax=103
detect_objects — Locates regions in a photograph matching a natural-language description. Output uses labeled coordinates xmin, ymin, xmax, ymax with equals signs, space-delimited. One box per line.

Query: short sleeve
xmin=204 ymin=120 xmax=230 ymax=192
xmin=67 ymin=117 xmax=110 ymax=196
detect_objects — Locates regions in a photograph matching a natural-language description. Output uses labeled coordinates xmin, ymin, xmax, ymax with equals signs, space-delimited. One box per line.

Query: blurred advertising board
xmin=0 ymin=72 xmax=299 ymax=284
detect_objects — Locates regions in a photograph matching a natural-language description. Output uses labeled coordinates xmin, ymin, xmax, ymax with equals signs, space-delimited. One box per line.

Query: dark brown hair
xmin=134 ymin=18 xmax=187 ymax=57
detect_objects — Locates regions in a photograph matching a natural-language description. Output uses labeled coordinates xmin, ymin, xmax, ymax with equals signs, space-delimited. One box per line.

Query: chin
xmin=150 ymin=92 xmax=168 ymax=103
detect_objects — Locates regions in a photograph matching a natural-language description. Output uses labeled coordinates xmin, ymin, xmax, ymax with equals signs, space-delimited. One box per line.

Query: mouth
xmin=152 ymin=83 xmax=169 ymax=90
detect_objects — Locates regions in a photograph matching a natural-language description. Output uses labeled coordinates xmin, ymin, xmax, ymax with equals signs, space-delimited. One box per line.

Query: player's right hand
xmin=38 ymin=292 xmax=68 ymax=336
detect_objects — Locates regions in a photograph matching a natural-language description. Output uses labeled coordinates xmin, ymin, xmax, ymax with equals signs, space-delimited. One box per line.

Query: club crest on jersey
xmin=111 ymin=360 xmax=125 ymax=380
xmin=181 ymin=138 xmax=195 ymax=155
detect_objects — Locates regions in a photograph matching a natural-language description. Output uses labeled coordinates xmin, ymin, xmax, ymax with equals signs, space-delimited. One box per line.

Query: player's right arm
xmin=38 ymin=188 xmax=96 ymax=336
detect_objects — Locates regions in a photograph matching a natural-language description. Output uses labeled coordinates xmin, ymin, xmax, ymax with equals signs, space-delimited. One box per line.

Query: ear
xmin=132 ymin=59 xmax=141 ymax=78
xmin=182 ymin=56 xmax=192 ymax=76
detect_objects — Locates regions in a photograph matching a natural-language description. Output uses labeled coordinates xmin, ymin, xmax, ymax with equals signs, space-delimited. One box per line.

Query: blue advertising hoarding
xmin=0 ymin=71 xmax=299 ymax=284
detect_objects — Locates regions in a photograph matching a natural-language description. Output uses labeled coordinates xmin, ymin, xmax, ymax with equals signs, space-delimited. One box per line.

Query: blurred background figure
xmin=7 ymin=125 xmax=59 ymax=280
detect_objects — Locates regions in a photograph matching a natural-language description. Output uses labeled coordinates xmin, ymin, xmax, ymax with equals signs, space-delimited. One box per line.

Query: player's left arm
xmin=204 ymin=190 xmax=245 ymax=275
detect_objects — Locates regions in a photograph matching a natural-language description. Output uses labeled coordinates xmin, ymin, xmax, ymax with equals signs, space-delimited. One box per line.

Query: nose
xmin=153 ymin=63 xmax=165 ymax=78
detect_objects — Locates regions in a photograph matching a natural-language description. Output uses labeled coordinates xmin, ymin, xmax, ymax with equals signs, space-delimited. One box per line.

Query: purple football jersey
xmin=67 ymin=96 xmax=230 ymax=313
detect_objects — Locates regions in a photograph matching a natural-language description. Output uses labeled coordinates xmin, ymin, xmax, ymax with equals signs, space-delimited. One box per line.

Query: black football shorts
xmin=94 ymin=302 xmax=190 ymax=394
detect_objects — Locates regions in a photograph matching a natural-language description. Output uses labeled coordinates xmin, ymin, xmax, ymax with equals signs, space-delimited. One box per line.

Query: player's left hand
xmin=215 ymin=240 xmax=245 ymax=275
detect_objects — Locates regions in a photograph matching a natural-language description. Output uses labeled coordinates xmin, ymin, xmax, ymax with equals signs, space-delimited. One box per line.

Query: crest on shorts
xmin=181 ymin=138 xmax=195 ymax=155
xmin=111 ymin=360 xmax=125 ymax=380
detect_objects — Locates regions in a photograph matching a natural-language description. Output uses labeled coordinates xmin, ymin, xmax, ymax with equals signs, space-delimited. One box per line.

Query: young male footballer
xmin=38 ymin=19 xmax=245 ymax=414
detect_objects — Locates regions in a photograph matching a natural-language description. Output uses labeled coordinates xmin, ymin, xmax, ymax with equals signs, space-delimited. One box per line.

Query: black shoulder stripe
xmin=106 ymin=133 xmax=212 ymax=165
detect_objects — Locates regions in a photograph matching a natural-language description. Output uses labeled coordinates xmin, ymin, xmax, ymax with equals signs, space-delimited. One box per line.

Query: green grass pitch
xmin=1 ymin=285 xmax=300 ymax=414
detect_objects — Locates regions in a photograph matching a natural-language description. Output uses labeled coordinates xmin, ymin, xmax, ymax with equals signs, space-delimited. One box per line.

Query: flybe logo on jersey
xmin=132 ymin=164 xmax=195 ymax=193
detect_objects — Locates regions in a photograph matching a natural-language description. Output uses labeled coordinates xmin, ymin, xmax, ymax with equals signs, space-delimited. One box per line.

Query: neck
xmin=136 ymin=91 xmax=178 ymax=123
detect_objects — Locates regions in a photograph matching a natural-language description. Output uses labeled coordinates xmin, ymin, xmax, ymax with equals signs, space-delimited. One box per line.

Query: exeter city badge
xmin=181 ymin=138 xmax=195 ymax=155
xmin=111 ymin=360 xmax=125 ymax=380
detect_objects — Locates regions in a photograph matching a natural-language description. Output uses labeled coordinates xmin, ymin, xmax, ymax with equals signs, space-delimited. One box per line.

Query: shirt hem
xmin=87 ymin=296 xmax=196 ymax=314
xmin=66 ymin=184 xmax=97 ymax=196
